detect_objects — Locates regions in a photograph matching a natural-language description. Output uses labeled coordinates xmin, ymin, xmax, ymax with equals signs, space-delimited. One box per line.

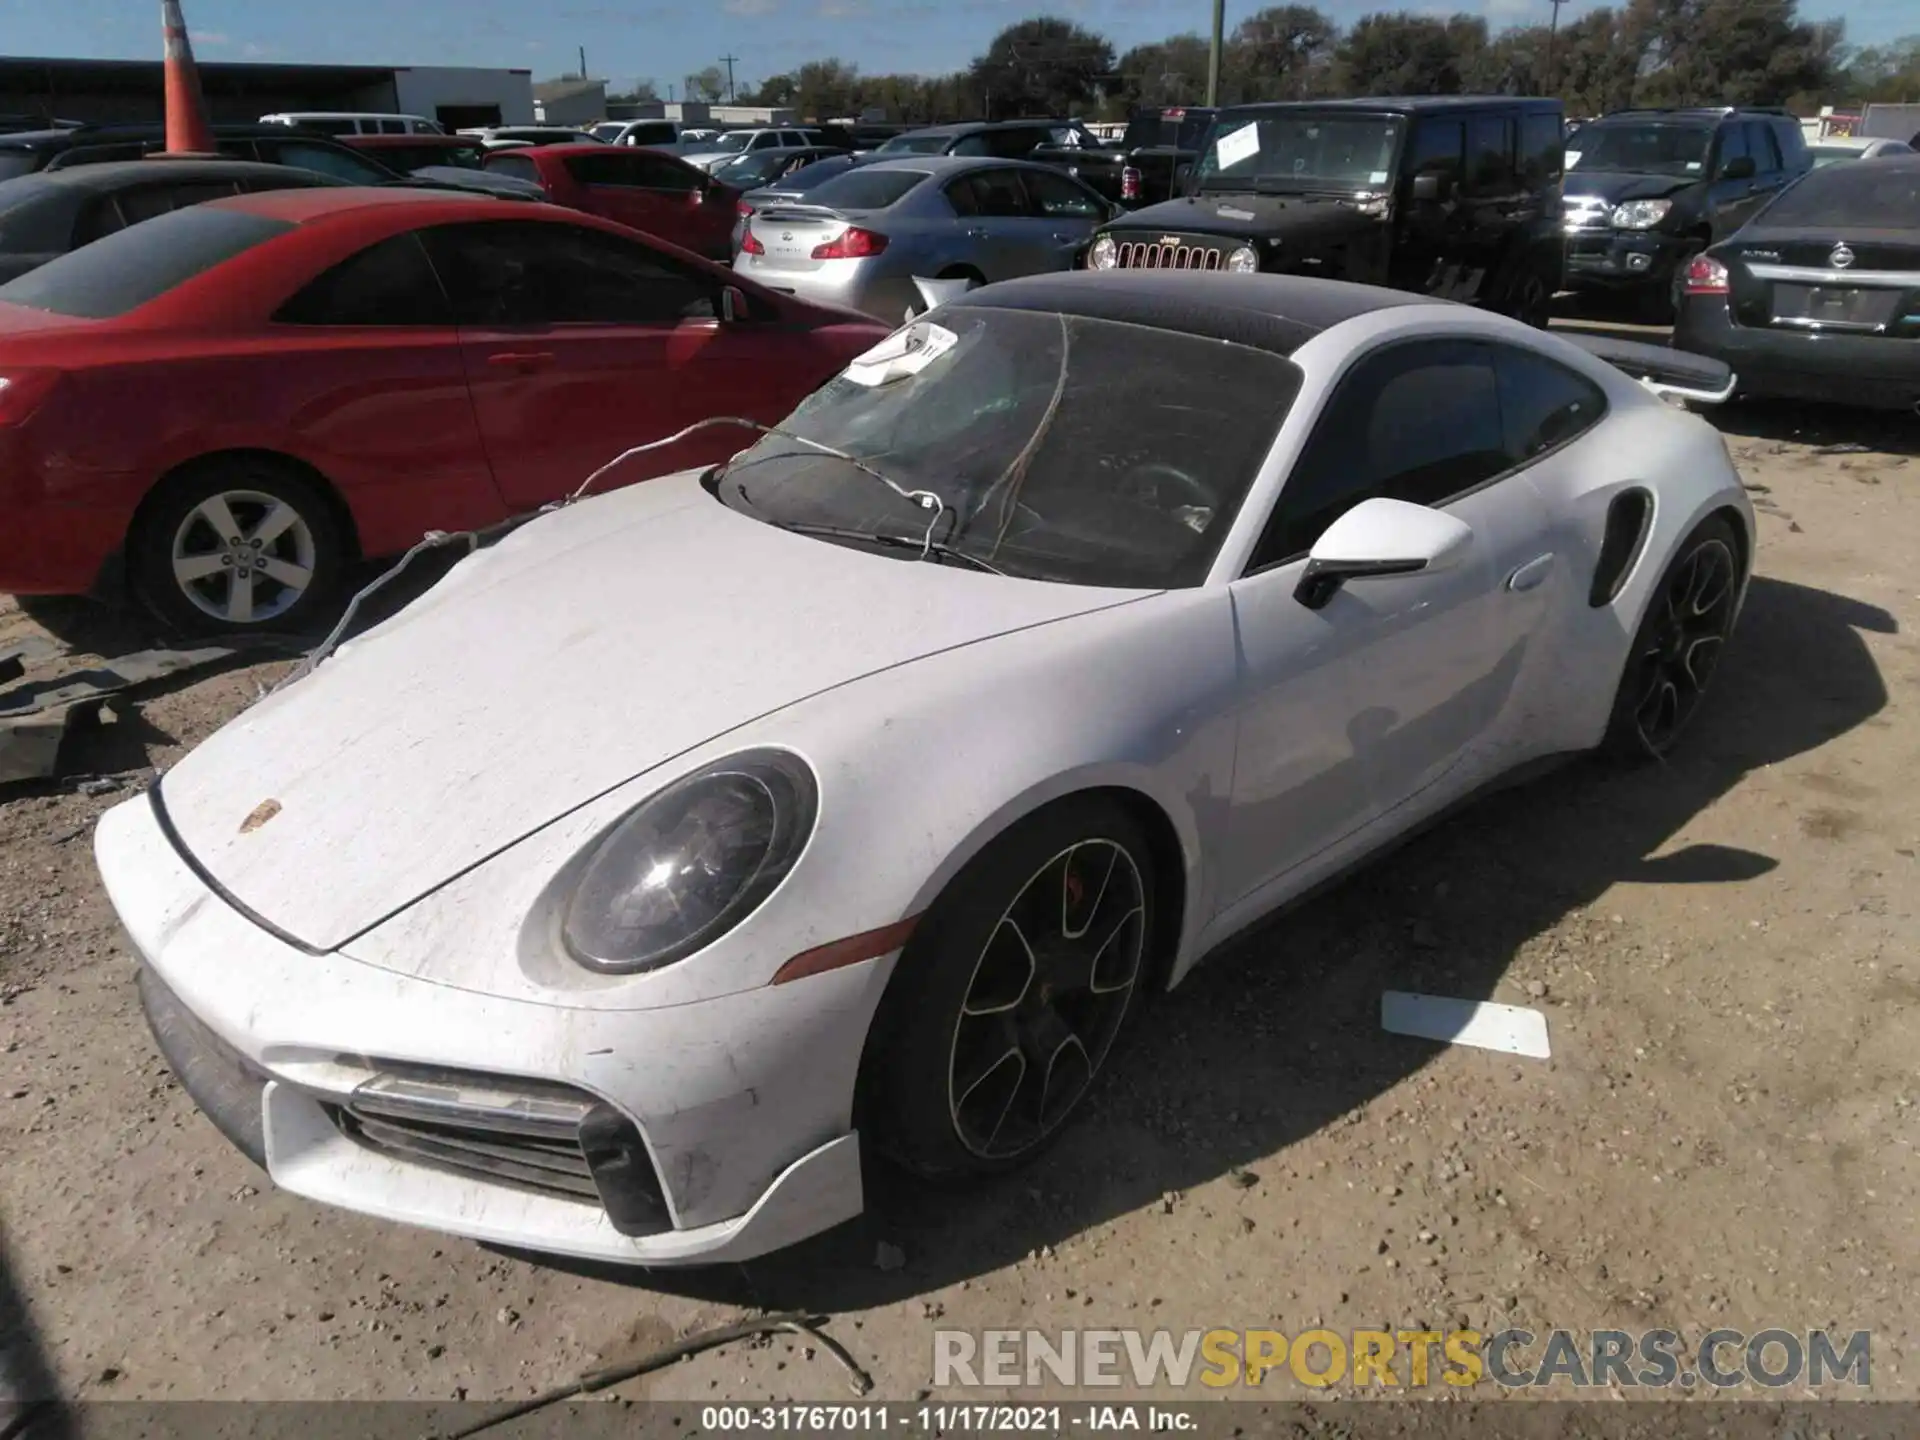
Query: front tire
xmin=864 ymin=798 xmax=1155 ymax=1180
xmin=1600 ymin=515 xmax=1743 ymax=761
xmin=132 ymin=458 xmax=346 ymax=636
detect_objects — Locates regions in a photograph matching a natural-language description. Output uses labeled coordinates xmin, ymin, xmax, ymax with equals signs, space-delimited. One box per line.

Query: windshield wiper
xmin=768 ymin=521 xmax=1007 ymax=575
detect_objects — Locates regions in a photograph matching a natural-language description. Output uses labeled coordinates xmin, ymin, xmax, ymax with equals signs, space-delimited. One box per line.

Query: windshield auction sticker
xmin=1213 ymin=123 xmax=1260 ymax=171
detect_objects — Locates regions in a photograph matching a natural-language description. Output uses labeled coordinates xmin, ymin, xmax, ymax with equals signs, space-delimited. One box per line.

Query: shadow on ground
xmin=500 ymin=574 xmax=1894 ymax=1310
xmin=1709 ymin=400 xmax=1920 ymax=459
xmin=0 ymin=1217 xmax=72 ymax=1437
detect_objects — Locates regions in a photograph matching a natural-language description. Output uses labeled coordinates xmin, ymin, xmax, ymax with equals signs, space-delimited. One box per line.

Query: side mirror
xmin=1719 ymin=154 xmax=1756 ymax=181
xmin=1293 ymin=497 xmax=1474 ymax=610
xmin=721 ymin=285 xmax=749 ymax=323
xmin=1411 ymin=171 xmax=1454 ymax=203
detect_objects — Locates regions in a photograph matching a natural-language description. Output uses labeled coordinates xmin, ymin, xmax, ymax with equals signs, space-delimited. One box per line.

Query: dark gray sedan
xmin=0 ymin=158 xmax=344 ymax=282
xmin=733 ymin=155 xmax=1117 ymax=322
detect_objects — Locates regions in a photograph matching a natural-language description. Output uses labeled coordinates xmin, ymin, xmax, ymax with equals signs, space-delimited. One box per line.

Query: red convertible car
xmin=0 ymin=187 xmax=887 ymax=633
xmin=481 ymin=144 xmax=740 ymax=260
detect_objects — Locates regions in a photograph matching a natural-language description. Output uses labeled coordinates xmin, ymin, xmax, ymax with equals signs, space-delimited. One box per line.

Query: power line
xmin=720 ymin=53 xmax=740 ymax=103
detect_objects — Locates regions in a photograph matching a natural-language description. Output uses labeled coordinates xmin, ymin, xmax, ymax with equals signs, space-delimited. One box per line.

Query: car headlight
xmin=1087 ymin=234 xmax=1118 ymax=269
xmin=1611 ymin=199 xmax=1672 ymax=230
xmin=562 ymin=749 xmax=816 ymax=974
xmin=1224 ymin=244 xmax=1259 ymax=273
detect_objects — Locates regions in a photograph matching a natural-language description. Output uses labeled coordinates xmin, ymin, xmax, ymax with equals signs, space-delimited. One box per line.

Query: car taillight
xmin=1684 ymin=254 xmax=1730 ymax=295
xmin=1120 ymin=166 xmax=1141 ymax=201
xmin=736 ymin=199 xmax=754 ymax=219
xmin=0 ymin=370 xmax=60 ymax=427
xmin=812 ymin=227 xmax=887 ymax=260
xmin=741 ymin=228 xmax=765 ymax=255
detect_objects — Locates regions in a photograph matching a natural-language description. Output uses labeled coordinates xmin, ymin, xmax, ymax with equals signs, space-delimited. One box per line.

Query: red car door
xmin=420 ymin=217 xmax=805 ymax=509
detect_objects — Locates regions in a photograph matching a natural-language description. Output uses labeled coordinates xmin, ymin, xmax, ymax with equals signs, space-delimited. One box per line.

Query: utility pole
xmin=1206 ymin=0 xmax=1225 ymax=106
xmin=720 ymin=53 xmax=739 ymax=103
xmin=1545 ymin=0 xmax=1566 ymax=96
xmin=578 ymin=46 xmax=587 ymax=80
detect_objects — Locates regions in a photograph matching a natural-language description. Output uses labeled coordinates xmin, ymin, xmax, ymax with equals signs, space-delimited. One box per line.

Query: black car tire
xmin=861 ymin=796 xmax=1156 ymax=1181
xmin=131 ymin=457 xmax=347 ymax=637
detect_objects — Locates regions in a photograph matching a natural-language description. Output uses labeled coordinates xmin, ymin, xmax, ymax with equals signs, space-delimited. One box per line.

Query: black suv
xmin=1029 ymin=106 xmax=1218 ymax=208
xmin=872 ymin=119 xmax=1100 ymax=161
xmin=0 ymin=123 xmax=404 ymax=184
xmin=1084 ymin=97 xmax=1566 ymax=326
xmin=1561 ymin=107 xmax=1811 ymax=318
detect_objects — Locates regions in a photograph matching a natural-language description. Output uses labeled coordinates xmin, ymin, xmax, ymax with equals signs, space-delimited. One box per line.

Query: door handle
xmin=487 ymin=351 xmax=555 ymax=370
xmin=1507 ymin=553 xmax=1556 ymax=592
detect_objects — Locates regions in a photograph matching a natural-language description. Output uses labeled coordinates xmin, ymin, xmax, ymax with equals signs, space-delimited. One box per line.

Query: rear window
xmin=800 ymin=168 xmax=926 ymax=210
xmin=485 ymin=153 xmax=543 ymax=186
xmin=0 ymin=204 xmax=290 ymax=318
xmin=0 ymin=179 xmax=67 ymax=250
xmin=1762 ymin=164 xmax=1920 ymax=227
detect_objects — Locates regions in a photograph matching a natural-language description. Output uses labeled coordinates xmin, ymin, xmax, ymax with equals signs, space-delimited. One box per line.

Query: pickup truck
xmin=1027 ymin=106 xmax=1217 ymax=208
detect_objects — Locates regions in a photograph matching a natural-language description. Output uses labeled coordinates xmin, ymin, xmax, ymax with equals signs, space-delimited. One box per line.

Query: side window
xmin=1251 ymin=340 xmax=1506 ymax=567
xmin=1714 ymin=124 xmax=1749 ymax=174
xmin=1405 ymin=119 xmax=1464 ymax=181
xmin=950 ymin=133 xmax=993 ymax=157
xmin=1464 ymin=115 xmax=1515 ymax=196
xmin=1746 ymin=121 xmax=1781 ymax=175
xmin=1490 ymin=344 xmax=1607 ymax=462
xmin=422 ymin=220 xmax=717 ymax=327
xmin=272 ymin=141 xmax=393 ymax=183
xmin=962 ymin=168 xmax=1030 ymax=218
xmin=749 ymin=132 xmax=779 ymax=151
xmin=273 ymin=233 xmax=453 ymax=326
xmin=485 ymin=153 xmax=543 ymax=185
xmin=1021 ymin=167 xmax=1102 ymax=218
xmin=1519 ymin=112 xmax=1563 ymax=187
xmin=379 ymin=120 xmax=407 ymax=135
xmin=989 ymin=127 xmax=1047 ymax=158
xmin=629 ymin=154 xmax=698 ymax=192
xmin=70 ymin=197 xmax=129 ymax=246
xmin=565 ymin=152 xmax=637 ymax=187
xmin=943 ymin=175 xmax=982 ymax=217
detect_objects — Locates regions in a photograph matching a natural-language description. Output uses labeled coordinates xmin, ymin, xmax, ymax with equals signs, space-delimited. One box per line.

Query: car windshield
xmin=776 ymin=157 xmax=857 ymax=191
xmin=1195 ymin=113 xmax=1403 ymax=191
xmin=388 ymin=143 xmax=485 ymax=172
xmin=590 ymin=123 xmax=624 ymax=141
xmin=711 ymin=132 xmax=755 ymax=153
xmin=879 ymin=132 xmax=955 ymax=154
xmin=1760 ymin=163 xmax=1920 ymax=227
xmin=1566 ymin=122 xmax=1714 ymax=176
xmin=715 ymin=151 xmax=795 ymax=187
xmin=713 ymin=306 xmax=1302 ymax=588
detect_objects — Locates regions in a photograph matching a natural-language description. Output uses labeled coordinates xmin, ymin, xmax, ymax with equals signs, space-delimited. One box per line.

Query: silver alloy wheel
xmin=169 ymin=489 xmax=318 ymax=624
xmin=1632 ymin=536 xmax=1738 ymax=754
xmin=946 ymin=838 xmax=1146 ymax=1160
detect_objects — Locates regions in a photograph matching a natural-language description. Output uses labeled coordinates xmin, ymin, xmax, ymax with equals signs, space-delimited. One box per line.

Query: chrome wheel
xmin=170 ymin=489 xmax=317 ymax=625
xmin=1631 ymin=537 xmax=1737 ymax=753
xmin=947 ymin=839 xmax=1146 ymax=1160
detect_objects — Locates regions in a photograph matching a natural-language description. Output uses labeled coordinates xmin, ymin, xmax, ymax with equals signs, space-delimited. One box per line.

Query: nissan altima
xmin=96 ymin=272 xmax=1755 ymax=1266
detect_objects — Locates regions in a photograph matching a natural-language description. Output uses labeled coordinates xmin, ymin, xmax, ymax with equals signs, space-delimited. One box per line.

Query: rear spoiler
xmin=1562 ymin=333 xmax=1737 ymax=406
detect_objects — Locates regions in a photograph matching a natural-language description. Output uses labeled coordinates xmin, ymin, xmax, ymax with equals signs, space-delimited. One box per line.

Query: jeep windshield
xmin=1566 ymin=122 xmax=1714 ymax=176
xmin=713 ymin=306 xmax=1302 ymax=589
xmin=1194 ymin=113 xmax=1402 ymax=193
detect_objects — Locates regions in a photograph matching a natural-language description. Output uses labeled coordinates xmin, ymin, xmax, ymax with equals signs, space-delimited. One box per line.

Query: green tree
xmin=1335 ymin=12 xmax=1488 ymax=96
xmin=970 ymin=17 xmax=1116 ymax=117
xmin=1630 ymin=0 xmax=1842 ymax=107
xmin=607 ymin=78 xmax=661 ymax=104
xmin=1228 ymin=6 xmax=1339 ymax=102
xmin=1111 ymin=35 xmax=1213 ymax=112
xmin=685 ymin=66 xmax=727 ymax=104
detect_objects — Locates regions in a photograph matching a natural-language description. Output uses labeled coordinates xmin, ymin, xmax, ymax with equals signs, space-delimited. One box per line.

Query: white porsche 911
xmin=95 ymin=272 xmax=1754 ymax=1267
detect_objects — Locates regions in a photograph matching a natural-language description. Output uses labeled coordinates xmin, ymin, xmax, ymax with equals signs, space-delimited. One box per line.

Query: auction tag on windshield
xmin=1368 ymin=169 xmax=1389 ymax=185
xmin=1564 ymin=149 xmax=1582 ymax=168
xmin=1214 ymin=123 xmax=1260 ymax=171
xmin=845 ymin=320 xmax=958 ymax=387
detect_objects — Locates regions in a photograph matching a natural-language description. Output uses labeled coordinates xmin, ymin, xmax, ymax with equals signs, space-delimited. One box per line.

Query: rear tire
xmin=131 ymin=457 xmax=347 ymax=637
xmin=863 ymin=798 xmax=1155 ymax=1180
xmin=1599 ymin=515 xmax=1743 ymax=761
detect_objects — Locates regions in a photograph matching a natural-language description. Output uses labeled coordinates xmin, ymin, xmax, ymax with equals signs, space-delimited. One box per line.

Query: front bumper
xmin=1674 ymin=298 xmax=1920 ymax=410
xmin=95 ymin=792 xmax=873 ymax=1267
xmin=1564 ymin=227 xmax=1693 ymax=291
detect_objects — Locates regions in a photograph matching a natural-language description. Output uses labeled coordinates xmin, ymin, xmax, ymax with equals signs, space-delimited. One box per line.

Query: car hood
xmin=1103 ymin=191 xmax=1372 ymax=242
xmin=154 ymin=472 xmax=1154 ymax=952
xmin=1560 ymin=170 xmax=1695 ymax=204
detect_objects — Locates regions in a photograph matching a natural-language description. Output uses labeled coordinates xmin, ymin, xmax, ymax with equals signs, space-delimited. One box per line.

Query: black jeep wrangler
xmin=1083 ymin=96 xmax=1566 ymax=326
xmin=1560 ymin=107 xmax=1811 ymax=319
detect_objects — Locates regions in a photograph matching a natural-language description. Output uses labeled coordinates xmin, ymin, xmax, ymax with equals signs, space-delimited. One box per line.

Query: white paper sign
xmin=1214 ymin=123 xmax=1261 ymax=171
xmin=1380 ymin=991 xmax=1552 ymax=1059
xmin=844 ymin=321 xmax=958 ymax=387
xmin=1564 ymin=149 xmax=1583 ymax=168
xmin=1368 ymin=169 xmax=1389 ymax=184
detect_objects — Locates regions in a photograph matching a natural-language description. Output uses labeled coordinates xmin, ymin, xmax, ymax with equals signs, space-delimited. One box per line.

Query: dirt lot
xmin=2 ymin=378 xmax=1917 ymax=1409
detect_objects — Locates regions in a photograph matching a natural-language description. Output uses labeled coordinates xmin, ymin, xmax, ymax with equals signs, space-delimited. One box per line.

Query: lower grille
xmin=322 ymin=1062 xmax=671 ymax=1235
xmin=1117 ymin=239 xmax=1225 ymax=270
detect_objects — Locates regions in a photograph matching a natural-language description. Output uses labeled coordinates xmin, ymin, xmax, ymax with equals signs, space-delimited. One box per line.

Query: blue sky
xmin=4 ymin=0 xmax=1911 ymax=96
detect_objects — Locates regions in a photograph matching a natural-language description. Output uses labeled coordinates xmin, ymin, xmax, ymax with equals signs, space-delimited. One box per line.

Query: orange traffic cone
xmin=161 ymin=0 xmax=215 ymax=154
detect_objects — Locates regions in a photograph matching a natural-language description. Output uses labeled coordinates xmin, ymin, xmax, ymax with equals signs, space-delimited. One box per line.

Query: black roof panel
xmin=1222 ymin=96 xmax=1559 ymax=117
xmin=946 ymin=270 xmax=1437 ymax=357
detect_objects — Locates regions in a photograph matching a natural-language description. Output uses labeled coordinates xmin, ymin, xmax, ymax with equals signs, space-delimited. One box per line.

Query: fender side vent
xmin=1590 ymin=487 xmax=1652 ymax=608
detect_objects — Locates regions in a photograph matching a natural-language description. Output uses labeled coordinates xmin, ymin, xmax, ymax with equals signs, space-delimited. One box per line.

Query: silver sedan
xmin=733 ymin=156 xmax=1116 ymax=322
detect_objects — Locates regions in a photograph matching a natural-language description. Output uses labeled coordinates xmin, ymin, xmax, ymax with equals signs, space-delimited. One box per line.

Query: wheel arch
xmin=129 ymin=447 xmax=362 ymax=567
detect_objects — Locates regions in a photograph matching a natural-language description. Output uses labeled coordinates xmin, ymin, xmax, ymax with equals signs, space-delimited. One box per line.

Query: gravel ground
xmin=1 ymin=389 xmax=1916 ymax=1409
